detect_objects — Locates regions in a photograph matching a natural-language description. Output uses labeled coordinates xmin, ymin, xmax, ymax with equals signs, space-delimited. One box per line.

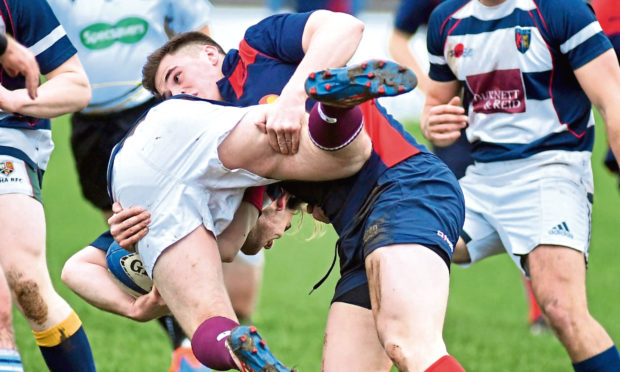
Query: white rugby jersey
xmin=427 ymin=0 xmax=612 ymax=162
xmin=110 ymin=98 xmax=277 ymax=239
xmin=48 ymin=0 xmax=212 ymax=114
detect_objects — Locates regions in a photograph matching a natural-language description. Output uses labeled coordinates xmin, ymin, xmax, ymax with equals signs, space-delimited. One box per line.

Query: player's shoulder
xmin=429 ymin=0 xmax=470 ymax=26
xmin=532 ymin=0 xmax=593 ymax=17
xmin=427 ymin=0 xmax=469 ymax=34
xmin=431 ymin=0 xmax=470 ymax=18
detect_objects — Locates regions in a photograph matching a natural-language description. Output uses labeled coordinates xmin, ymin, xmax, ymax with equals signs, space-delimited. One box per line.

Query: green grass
xmin=14 ymin=113 xmax=620 ymax=371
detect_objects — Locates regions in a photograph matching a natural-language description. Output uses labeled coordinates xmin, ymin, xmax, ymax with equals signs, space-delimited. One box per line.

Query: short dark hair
xmin=142 ymin=32 xmax=226 ymax=97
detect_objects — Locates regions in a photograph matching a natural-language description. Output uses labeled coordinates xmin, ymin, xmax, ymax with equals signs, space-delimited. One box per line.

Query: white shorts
xmin=0 ymin=156 xmax=40 ymax=200
xmin=460 ymin=151 xmax=593 ymax=273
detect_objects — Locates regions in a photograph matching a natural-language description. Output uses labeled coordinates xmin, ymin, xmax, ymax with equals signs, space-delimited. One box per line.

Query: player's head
xmin=244 ymin=192 xmax=304 ymax=254
xmin=142 ymin=32 xmax=226 ymax=100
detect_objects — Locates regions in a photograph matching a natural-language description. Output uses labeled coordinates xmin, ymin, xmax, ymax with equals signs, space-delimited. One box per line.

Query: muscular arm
xmin=217 ymin=202 xmax=260 ymax=262
xmin=61 ymin=246 xmax=168 ymax=322
xmin=574 ymin=49 xmax=620 ymax=167
xmin=420 ymin=79 xmax=468 ymax=147
xmin=266 ymin=10 xmax=365 ymax=154
xmin=0 ymin=54 xmax=90 ymax=118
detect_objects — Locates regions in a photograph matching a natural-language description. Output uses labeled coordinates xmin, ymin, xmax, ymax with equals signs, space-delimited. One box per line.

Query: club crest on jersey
xmin=259 ymin=94 xmax=279 ymax=105
xmin=515 ymin=27 xmax=531 ymax=54
xmin=0 ymin=161 xmax=14 ymax=176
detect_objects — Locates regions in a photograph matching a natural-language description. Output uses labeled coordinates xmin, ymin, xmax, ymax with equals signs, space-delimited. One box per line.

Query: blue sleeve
xmin=242 ymin=12 xmax=311 ymax=64
xmin=540 ymin=0 xmax=611 ymax=70
xmin=90 ymin=231 xmax=114 ymax=252
xmin=1 ymin=0 xmax=76 ymax=75
xmin=394 ymin=0 xmax=439 ymax=35
xmin=427 ymin=2 xmax=457 ymax=82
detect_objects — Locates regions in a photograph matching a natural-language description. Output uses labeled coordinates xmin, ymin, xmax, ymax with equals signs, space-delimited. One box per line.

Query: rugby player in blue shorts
xmin=109 ymin=10 xmax=467 ymax=369
xmin=107 ymin=59 xmax=465 ymax=371
xmin=422 ymin=0 xmax=620 ymax=370
xmin=0 ymin=0 xmax=96 ymax=371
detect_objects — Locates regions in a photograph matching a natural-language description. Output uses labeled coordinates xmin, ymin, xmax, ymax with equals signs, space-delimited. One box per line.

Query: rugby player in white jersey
xmin=422 ymin=0 xmax=620 ymax=370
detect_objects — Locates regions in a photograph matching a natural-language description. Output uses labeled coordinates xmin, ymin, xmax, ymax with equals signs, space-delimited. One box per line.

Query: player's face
xmin=251 ymin=200 xmax=296 ymax=250
xmin=155 ymin=48 xmax=223 ymax=101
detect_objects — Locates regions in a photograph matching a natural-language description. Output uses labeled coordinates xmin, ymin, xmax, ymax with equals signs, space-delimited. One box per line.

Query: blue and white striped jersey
xmin=427 ymin=0 xmax=612 ymax=162
xmin=0 ymin=0 xmax=76 ymax=131
xmin=48 ymin=0 xmax=212 ymax=114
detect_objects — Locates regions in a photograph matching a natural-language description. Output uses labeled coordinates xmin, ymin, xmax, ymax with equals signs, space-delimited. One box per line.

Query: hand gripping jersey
xmin=427 ymin=0 xmax=612 ymax=163
xmin=48 ymin=0 xmax=212 ymax=114
xmin=0 ymin=0 xmax=77 ymax=170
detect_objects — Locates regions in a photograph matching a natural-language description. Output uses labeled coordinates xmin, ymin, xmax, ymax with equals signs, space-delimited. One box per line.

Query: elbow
xmin=218 ymin=241 xmax=240 ymax=262
xmin=60 ymin=258 xmax=76 ymax=288
xmin=220 ymin=251 xmax=236 ymax=263
xmin=76 ymin=79 xmax=92 ymax=111
xmin=347 ymin=16 xmax=365 ymax=44
xmin=329 ymin=10 xmax=364 ymax=44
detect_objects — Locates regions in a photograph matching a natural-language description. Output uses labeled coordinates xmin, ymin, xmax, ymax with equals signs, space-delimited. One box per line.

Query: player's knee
xmin=538 ymin=296 xmax=580 ymax=337
xmin=6 ymin=270 xmax=48 ymax=325
xmin=382 ymin=339 xmax=408 ymax=370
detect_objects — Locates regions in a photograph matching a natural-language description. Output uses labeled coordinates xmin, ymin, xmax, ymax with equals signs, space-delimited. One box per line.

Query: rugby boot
xmin=169 ymin=346 xmax=213 ymax=372
xmin=304 ymin=59 xmax=417 ymax=108
xmin=227 ymin=325 xmax=294 ymax=372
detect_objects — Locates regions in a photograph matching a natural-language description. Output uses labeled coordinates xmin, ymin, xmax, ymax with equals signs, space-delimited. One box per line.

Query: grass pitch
xmin=14 ymin=112 xmax=620 ymax=371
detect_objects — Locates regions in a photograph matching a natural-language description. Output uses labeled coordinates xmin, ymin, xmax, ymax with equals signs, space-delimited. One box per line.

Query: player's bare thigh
xmin=152 ymin=225 xmax=237 ymax=338
xmin=365 ymin=244 xmax=450 ymax=370
xmin=322 ymin=301 xmax=392 ymax=372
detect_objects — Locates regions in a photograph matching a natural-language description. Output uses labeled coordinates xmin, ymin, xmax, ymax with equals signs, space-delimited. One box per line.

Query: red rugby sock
xmin=425 ymin=355 xmax=466 ymax=372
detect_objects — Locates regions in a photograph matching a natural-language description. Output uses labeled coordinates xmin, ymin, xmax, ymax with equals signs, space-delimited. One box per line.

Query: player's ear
xmin=274 ymin=193 xmax=288 ymax=211
xmin=203 ymin=45 xmax=220 ymax=65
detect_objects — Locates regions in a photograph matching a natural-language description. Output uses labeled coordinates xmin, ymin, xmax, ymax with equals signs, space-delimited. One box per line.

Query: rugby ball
xmin=106 ymin=242 xmax=152 ymax=298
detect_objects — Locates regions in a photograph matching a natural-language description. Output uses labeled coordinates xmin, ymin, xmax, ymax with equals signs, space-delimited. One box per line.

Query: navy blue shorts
xmin=332 ymin=151 xmax=465 ymax=304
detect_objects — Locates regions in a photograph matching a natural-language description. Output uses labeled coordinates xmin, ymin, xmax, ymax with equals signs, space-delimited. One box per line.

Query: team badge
xmin=0 ymin=161 xmax=14 ymax=176
xmin=259 ymin=94 xmax=279 ymax=105
xmin=515 ymin=27 xmax=531 ymax=54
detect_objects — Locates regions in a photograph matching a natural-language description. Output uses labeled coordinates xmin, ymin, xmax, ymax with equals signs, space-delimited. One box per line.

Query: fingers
xmin=423 ymin=96 xmax=468 ymax=147
xmin=291 ymin=131 xmax=300 ymax=154
xmin=112 ymin=201 xmax=123 ymax=214
xmin=267 ymin=130 xmax=280 ymax=153
xmin=118 ymin=227 xmax=148 ymax=251
xmin=108 ymin=206 xmax=151 ymax=249
xmin=254 ymin=121 xmax=267 ymax=133
xmin=23 ymin=60 xmax=39 ymax=100
xmin=448 ymin=96 xmax=461 ymax=107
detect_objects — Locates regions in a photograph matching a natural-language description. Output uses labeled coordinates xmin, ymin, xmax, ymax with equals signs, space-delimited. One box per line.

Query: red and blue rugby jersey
xmin=216 ymin=12 xmax=426 ymax=221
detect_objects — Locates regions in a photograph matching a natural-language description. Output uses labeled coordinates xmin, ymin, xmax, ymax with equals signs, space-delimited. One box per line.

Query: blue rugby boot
xmin=227 ymin=325 xmax=294 ymax=372
xmin=304 ymin=59 xmax=417 ymax=108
